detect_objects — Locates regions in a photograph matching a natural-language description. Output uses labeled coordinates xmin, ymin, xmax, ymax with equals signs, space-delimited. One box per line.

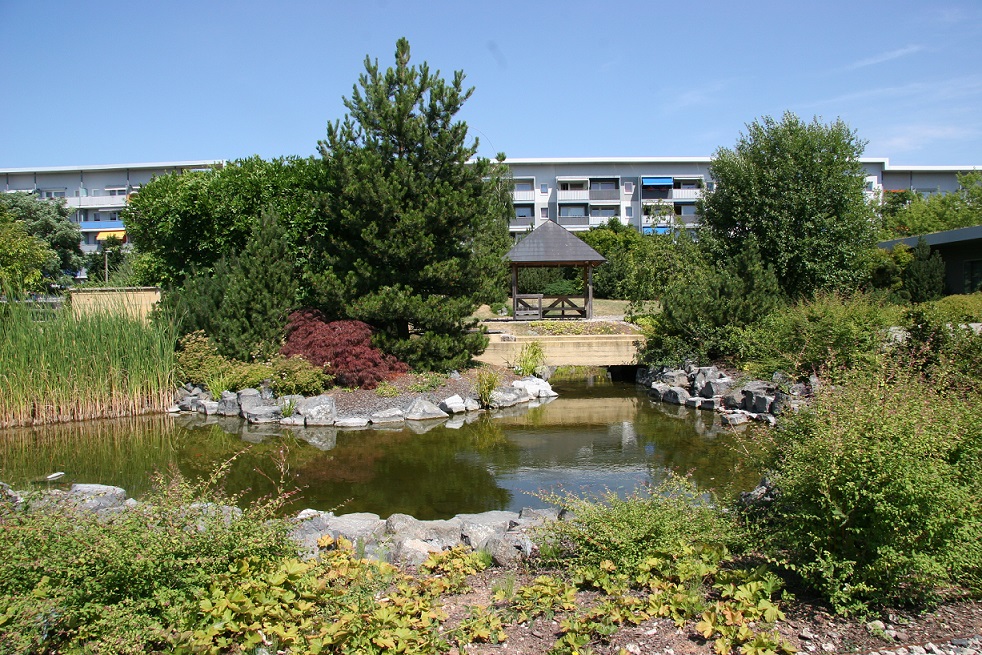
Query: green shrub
xmin=0 ymin=470 xmax=293 ymax=654
xmin=537 ymin=475 xmax=742 ymax=573
xmin=267 ymin=354 xmax=330 ymax=396
xmin=739 ymin=292 xmax=897 ymax=380
xmin=542 ymin=278 xmax=581 ymax=296
xmin=515 ymin=340 xmax=545 ymax=376
xmin=903 ymin=303 xmax=982 ymax=394
xmin=922 ymin=292 xmax=982 ymax=323
xmin=904 ymin=237 xmax=946 ymax=303
xmin=642 ymin=245 xmax=784 ymax=366
xmin=476 ymin=367 xmax=501 ymax=408
xmin=754 ymin=365 xmax=982 ymax=614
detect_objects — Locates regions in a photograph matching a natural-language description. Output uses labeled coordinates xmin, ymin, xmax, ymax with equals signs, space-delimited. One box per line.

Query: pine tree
xmin=903 ymin=237 xmax=946 ymax=303
xmin=215 ymin=212 xmax=299 ymax=361
xmin=304 ymin=38 xmax=512 ymax=371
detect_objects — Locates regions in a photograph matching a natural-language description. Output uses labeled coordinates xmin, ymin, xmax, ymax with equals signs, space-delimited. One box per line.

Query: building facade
xmin=1 ymin=161 xmax=223 ymax=253
xmin=504 ymin=157 xmax=979 ymax=235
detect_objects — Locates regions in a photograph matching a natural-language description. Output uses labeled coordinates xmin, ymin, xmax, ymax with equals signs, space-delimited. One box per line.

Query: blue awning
xmin=654 ymin=226 xmax=671 ymax=235
xmin=641 ymin=176 xmax=673 ymax=186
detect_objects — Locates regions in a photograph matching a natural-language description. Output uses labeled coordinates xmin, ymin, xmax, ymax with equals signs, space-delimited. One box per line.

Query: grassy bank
xmin=0 ymin=299 xmax=177 ymax=427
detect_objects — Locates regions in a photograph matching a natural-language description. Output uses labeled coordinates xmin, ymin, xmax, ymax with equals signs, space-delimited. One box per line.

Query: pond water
xmin=0 ymin=377 xmax=763 ymax=519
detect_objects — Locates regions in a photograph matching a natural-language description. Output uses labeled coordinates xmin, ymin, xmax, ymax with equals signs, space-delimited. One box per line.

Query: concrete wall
xmin=475 ymin=333 xmax=641 ymax=367
xmin=71 ymin=287 xmax=161 ymax=321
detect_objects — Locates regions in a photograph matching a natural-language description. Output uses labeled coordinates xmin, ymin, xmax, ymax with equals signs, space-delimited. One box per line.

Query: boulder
xmin=405 ymin=398 xmax=450 ymax=421
xmin=722 ymin=388 xmax=744 ymax=409
xmin=301 ymin=395 xmax=337 ymax=426
xmin=662 ymin=386 xmax=690 ymax=406
xmin=280 ymin=414 xmax=306 ymax=426
xmin=485 ymin=532 xmax=536 ymax=567
xmin=199 ymin=400 xmax=219 ymax=415
xmin=512 ymin=376 xmax=558 ymax=398
xmin=385 ymin=514 xmax=463 ymax=550
xmin=217 ymin=391 xmax=240 ymax=416
xmin=463 ymin=397 xmax=482 ymax=413
xmin=438 ymin=394 xmax=467 ymax=415
xmin=700 ymin=397 xmax=722 ymax=411
xmin=489 ymin=388 xmax=530 ymax=409
xmin=243 ymin=404 xmax=282 ymax=424
xmin=721 ymin=412 xmax=750 ymax=427
xmin=685 ymin=397 xmax=702 ymax=408
xmin=700 ymin=377 xmax=732 ymax=399
xmin=335 ymin=416 xmax=369 ymax=428
xmin=649 ymin=382 xmax=670 ymax=402
xmin=658 ymin=369 xmax=688 ymax=387
xmin=370 ymin=408 xmax=405 ymax=424
xmin=457 ymin=511 xmax=520 ymax=549
xmin=69 ymin=484 xmax=127 ymax=513
xmin=751 ymin=393 xmax=775 ymax=414
xmin=394 ymin=538 xmax=441 ymax=566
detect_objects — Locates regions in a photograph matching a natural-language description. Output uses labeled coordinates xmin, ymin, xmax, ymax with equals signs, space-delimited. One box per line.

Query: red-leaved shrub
xmin=280 ymin=309 xmax=408 ymax=389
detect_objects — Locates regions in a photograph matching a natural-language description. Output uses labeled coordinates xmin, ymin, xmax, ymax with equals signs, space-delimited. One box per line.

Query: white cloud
xmin=844 ymin=45 xmax=924 ymax=70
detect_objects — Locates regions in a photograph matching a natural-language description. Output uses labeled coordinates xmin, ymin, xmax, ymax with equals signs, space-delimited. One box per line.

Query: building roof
xmin=879 ymin=224 xmax=982 ymax=249
xmin=506 ymin=220 xmax=606 ymax=266
xmin=0 ymin=160 xmax=225 ymax=174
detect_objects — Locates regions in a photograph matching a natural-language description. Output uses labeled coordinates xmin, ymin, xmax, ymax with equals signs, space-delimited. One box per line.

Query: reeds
xmin=0 ymin=297 xmax=178 ymax=427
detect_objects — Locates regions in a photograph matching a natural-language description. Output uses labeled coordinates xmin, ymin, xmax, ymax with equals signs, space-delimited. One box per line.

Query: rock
xmin=700 ymin=398 xmax=721 ymax=411
xmin=721 ymin=412 xmax=750 ymax=426
xmin=385 ymin=514 xmax=463 ymax=550
xmin=167 ymin=405 xmax=181 ymax=413
xmin=662 ymin=386 xmax=690 ymax=405
xmin=394 ymin=538 xmax=441 ymax=566
xmin=457 ymin=511 xmax=520 ymax=549
xmin=243 ymin=404 xmax=282 ymax=424
xmin=512 ymin=376 xmax=558 ymax=398
xmin=301 ymin=395 xmax=337 ymax=426
xmin=722 ymin=388 xmax=744 ymax=409
xmin=199 ymin=400 xmax=219 ymax=415
xmin=752 ymin=393 xmax=775 ymax=414
xmin=278 ymin=394 xmax=305 ymax=413
xmin=489 ymin=388 xmax=530 ymax=409
xmin=405 ymin=398 xmax=450 ymax=421
xmin=649 ymin=382 xmax=670 ymax=402
xmin=405 ymin=419 xmax=447 ymax=434
xmin=685 ymin=397 xmax=702 ymax=408
xmin=438 ymin=394 xmax=467 ymax=415
xmin=534 ymin=364 xmax=553 ymax=381
xmin=217 ymin=391 xmax=240 ymax=416
xmin=519 ymin=507 xmax=562 ymax=523
xmin=335 ymin=416 xmax=369 ymax=428
xmin=280 ymin=414 xmax=306 ymax=426
xmin=700 ymin=377 xmax=732 ymax=398
xmin=485 ymin=532 xmax=536 ymax=567
xmin=463 ymin=397 xmax=481 ymax=413
xmin=370 ymin=407 xmax=405 ymax=424
xmin=69 ymin=484 xmax=127 ymax=513
xmin=658 ymin=369 xmax=688 ymax=387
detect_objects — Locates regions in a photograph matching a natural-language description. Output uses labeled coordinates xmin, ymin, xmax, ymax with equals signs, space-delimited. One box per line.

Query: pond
xmin=0 ymin=377 xmax=763 ymax=519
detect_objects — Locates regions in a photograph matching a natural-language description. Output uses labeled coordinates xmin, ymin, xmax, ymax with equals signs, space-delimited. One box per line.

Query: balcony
xmin=557 ymin=215 xmax=589 ymax=228
xmin=512 ymin=189 xmax=535 ymax=202
xmin=510 ymin=215 xmax=534 ymax=230
xmin=64 ymin=195 xmax=128 ymax=210
xmin=79 ymin=220 xmax=125 ymax=232
xmin=556 ymin=189 xmax=589 ymax=201
xmin=589 ymin=189 xmax=620 ymax=201
xmin=670 ymin=188 xmax=703 ymax=200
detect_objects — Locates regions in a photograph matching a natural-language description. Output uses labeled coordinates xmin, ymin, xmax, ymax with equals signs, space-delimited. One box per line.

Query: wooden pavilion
xmin=505 ymin=220 xmax=607 ymax=320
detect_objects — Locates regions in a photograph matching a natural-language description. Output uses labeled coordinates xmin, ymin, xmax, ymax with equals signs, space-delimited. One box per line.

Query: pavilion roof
xmin=505 ymin=220 xmax=606 ymax=267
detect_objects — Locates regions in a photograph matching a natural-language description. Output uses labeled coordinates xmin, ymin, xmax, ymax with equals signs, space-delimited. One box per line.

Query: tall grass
xmin=0 ymin=298 xmax=177 ymax=427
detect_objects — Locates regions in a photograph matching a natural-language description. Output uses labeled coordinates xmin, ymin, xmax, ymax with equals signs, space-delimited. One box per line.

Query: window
xmin=624 ymin=181 xmax=634 ymax=193
xmin=559 ymin=205 xmax=587 ymax=217
xmin=514 ymin=205 xmax=534 ymax=218
xmin=590 ymin=206 xmax=618 ymax=218
xmin=625 ymin=206 xmax=633 ymax=218
xmin=39 ymin=189 xmax=66 ymax=199
xmin=107 ymin=188 xmax=128 ymax=196
xmin=540 ymin=207 xmax=549 ymax=219
xmin=540 ymin=183 xmax=549 ymax=194
xmin=592 ymin=180 xmax=617 ymax=190
xmin=92 ymin=212 xmax=101 ymax=222
xmin=559 ymin=181 xmax=586 ymax=191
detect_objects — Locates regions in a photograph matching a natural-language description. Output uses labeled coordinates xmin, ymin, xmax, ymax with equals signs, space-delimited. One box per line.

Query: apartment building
xmin=1 ymin=160 xmax=223 ymax=253
xmin=504 ymin=157 xmax=979 ymax=235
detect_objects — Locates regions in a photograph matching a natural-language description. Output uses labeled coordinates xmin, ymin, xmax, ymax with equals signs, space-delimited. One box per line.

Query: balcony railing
xmin=557 ymin=215 xmax=589 ymax=227
xmin=512 ymin=190 xmax=535 ymax=202
xmin=589 ymin=189 xmax=620 ymax=201
xmin=510 ymin=216 xmax=534 ymax=229
xmin=670 ymin=188 xmax=703 ymax=200
xmin=64 ymin=195 xmax=128 ymax=209
xmin=556 ymin=189 xmax=589 ymax=201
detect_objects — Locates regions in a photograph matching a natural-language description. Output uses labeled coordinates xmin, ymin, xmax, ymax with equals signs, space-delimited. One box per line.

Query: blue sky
xmin=2 ymin=0 xmax=981 ymax=168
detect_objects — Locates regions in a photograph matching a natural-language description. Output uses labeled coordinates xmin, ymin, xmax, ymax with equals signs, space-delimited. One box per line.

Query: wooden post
xmin=511 ymin=265 xmax=519 ymax=320
xmin=585 ymin=265 xmax=594 ymax=319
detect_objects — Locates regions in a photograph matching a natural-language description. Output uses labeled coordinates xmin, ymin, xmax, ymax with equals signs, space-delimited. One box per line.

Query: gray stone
xmin=700 ymin=397 xmax=721 ymax=411
xmin=457 ymin=511 xmax=520 ymax=549
xmin=519 ymin=506 xmax=562 ymax=523
xmin=335 ymin=416 xmax=369 ymax=428
xmin=662 ymin=386 xmax=690 ymax=405
xmin=438 ymin=394 xmax=467 ymax=415
xmin=405 ymin=397 xmax=451 ymax=421
xmin=721 ymin=412 xmax=750 ymax=427
xmin=722 ymin=388 xmax=744 ymax=409
xmin=243 ymin=404 xmax=282 ymax=424
xmin=217 ymin=391 xmax=240 ymax=416
xmin=237 ymin=388 xmax=261 ymax=400
xmin=199 ymin=400 xmax=219 ymax=415
xmin=167 ymin=405 xmax=181 ymax=413
xmin=69 ymin=484 xmax=127 ymax=512
xmin=278 ymin=394 xmax=305 ymax=412
xmin=488 ymin=388 xmax=529 ymax=409
xmin=301 ymin=395 xmax=337 ymax=426
xmin=370 ymin=407 xmax=405 ymax=424
xmin=512 ymin=376 xmax=558 ymax=398
xmin=280 ymin=414 xmax=306 ymax=426
xmin=394 ymin=538 xmax=441 ymax=566
xmin=685 ymin=397 xmax=702 ymax=408
xmin=752 ymin=393 xmax=775 ymax=414
xmin=485 ymin=532 xmax=536 ymax=567
xmin=649 ymin=382 xmax=670 ymax=402
xmin=385 ymin=514 xmax=463 ymax=549
xmin=463 ymin=397 xmax=481 ymax=413
xmin=701 ymin=378 xmax=732 ymax=398
xmin=658 ymin=369 xmax=688 ymax=387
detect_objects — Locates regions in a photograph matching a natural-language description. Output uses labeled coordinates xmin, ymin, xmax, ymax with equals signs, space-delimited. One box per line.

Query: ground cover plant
xmin=0 ymin=297 xmax=177 ymax=427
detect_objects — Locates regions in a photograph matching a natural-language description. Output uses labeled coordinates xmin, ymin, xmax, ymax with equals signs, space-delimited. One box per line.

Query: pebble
xmin=863 ymin=634 xmax=982 ymax=655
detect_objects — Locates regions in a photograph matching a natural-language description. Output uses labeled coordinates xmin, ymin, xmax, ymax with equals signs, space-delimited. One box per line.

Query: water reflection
xmin=0 ymin=382 xmax=762 ymax=519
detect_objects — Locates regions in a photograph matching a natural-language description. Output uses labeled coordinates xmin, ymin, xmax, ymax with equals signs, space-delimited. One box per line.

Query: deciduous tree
xmin=700 ymin=113 xmax=876 ymax=298
xmin=0 ymin=193 xmax=82 ymax=285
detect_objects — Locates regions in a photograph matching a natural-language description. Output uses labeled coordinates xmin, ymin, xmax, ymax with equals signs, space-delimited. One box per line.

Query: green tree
xmin=0 ymin=210 xmax=55 ymax=292
xmin=700 ymin=112 xmax=876 ymax=298
xmin=82 ymin=235 xmax=127 ymax=283
xmin=123 ymin=156 xmax=320 ymax=286
xmin=904 ymin=237 xmax=946 ymax=303
xmin=0 ymin=192 xmax=83 ymax=285
xmin=881 ymin=171 xmax=982 ymax=238
xmin=214 ymin=212 xmax=299 ymax=361
xmin=305 ymin=38 xmax=512 ymax=371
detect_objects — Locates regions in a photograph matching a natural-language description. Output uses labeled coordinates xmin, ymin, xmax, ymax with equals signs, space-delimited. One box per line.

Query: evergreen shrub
xmin=280 ymin=309 xmax=408 ymax=389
